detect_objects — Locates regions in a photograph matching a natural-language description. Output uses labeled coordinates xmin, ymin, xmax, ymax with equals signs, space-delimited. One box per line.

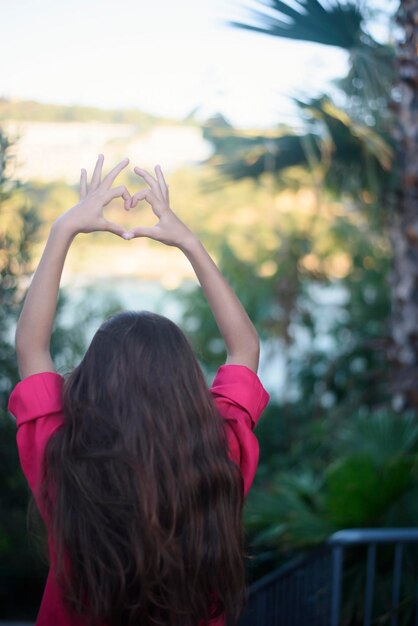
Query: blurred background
xmin=2 ymin=0 xmax=418 ymax=622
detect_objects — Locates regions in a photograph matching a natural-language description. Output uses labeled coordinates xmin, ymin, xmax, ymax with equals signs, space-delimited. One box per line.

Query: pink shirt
xmin=8 ymin=363 xmax=270 ymax=626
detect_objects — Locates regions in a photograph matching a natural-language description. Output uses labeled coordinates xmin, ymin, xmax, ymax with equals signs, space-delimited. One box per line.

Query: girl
xmin=8 ymin=155 xmax=270 ymax=626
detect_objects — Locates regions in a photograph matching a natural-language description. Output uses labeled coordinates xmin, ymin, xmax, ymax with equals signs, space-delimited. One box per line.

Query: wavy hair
xmin=39 ymin=310 xmax=247 ymax=626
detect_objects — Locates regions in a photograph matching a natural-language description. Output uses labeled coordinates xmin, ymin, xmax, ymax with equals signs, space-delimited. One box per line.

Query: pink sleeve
xmin=209 ymin=364 xmax=270 ymax=498
xmin=7 ymin=372 xmax=66 ymax=505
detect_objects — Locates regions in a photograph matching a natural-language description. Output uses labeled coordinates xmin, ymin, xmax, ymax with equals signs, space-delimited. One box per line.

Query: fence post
xmin=330 ymin=545 xmax=344 ymax=626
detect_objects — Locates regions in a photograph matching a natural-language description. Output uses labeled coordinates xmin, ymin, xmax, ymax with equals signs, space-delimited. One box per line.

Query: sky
xmin=1 ymin=0 xmax=396 ymax=129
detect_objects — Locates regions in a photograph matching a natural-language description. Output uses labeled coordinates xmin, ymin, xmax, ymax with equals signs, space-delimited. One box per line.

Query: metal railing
xmin=235 ymin=528 xmax=418 ymax=626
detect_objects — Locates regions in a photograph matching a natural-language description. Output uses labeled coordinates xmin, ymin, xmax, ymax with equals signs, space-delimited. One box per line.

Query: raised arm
xmin=130 ymin=165 xmax=260 ymax=373
xmin=15 ymin=155 xmax=132 ymax=379
xmin=180 ymin=238 xmax=260 ymax=371
xmin=15 ymin=224 xmax=76 ymax=379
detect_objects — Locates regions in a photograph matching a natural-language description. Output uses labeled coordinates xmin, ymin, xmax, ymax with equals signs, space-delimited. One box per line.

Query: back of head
xmin=40 ymin=310 xmax=246 ymax=626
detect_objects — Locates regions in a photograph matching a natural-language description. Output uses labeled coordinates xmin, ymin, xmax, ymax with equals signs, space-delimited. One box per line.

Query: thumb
xmin=101 ymin=219 xmax=132 ymax=239
xmin=131 ymin=225 xmax=160 ymax=240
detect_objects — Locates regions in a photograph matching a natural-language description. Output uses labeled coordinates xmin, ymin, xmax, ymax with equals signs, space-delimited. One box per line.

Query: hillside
xmin=0 ymin=97 xmax=173 ymax=128
xmin=0 ymin=98 xmax=212 ymax=183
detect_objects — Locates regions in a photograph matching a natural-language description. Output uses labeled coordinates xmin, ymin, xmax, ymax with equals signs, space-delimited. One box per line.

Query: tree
xmin=205 ymin=0 xmax=418 ymax=411
xmin=388 ymin=0 xmax=418 ymax=411
xmin=0 ymin=128 xmax=47 ymax=617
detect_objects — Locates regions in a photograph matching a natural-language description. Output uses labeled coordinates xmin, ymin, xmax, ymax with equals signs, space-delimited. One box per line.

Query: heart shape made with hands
xmin=105 ymin=196 xmax=143 ymax=240
xmin=78 ymin=156 xmax=170 ymax=241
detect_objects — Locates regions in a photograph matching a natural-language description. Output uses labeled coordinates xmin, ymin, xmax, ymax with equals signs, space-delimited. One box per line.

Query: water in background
xmin=60 ymin=276 xmax=347 ymax=402
xmin=60 ymin=276 xmax=285 ymax=399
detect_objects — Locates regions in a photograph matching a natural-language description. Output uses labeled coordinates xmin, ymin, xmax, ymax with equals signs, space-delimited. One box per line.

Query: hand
xmin=53 ymin=155 xmax=133 ymax=238
xmin=129 ymin=165 xmax=195 ymax=248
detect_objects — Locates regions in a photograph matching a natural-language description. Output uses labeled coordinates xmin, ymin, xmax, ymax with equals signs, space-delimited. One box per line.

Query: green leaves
xmin=322 ymin=413 xmax=418 ymax=526
xmin=214 ymin=0 xmax=396 ymax=212
xmin=203 ymin=95 xmax=394 ymax=208
xmin=229 ymin=0 xmax=395 ymax=109
xmin=229 ymin=0 xmax=364 ymax=49
xmin=242 ymin=410 xmax=418 ymax=569
xmin=244 ymin=471 xmax=335 ymax=548
xmin=324 ymin=454 xmax=414 ymax=526
xmin=318 ymin=99 xmax=393 ymax=172
xmin=337 ymin=411 xmax=418 ymax=463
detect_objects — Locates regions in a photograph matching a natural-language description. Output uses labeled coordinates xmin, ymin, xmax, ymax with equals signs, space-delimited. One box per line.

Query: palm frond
xmin=318 ymin=98 xmax=393 ymax=171
xmin=337 ymin=411 xmax=418 ymax=463
xmin=202 ymin=118 xmax=319 ymax=180
xmin=334 ymin=43 xmax=396 ymax=111
xmin=229 ymin=0 xmax=395 ymax=109
xmin=203 ymin=96 xmax=394 ymax=201
xmin=229 ymin=0 xmax=364 ymax=49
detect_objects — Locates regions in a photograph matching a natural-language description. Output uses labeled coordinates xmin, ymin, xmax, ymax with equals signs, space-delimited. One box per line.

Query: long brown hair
xmin=40 ymin=310 xmax=247 ymax=626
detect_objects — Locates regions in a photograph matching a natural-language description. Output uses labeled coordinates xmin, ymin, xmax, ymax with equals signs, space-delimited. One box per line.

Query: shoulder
xmin=8 ymin=371 xmax=65 ymax=427
xmin=209 ymin=364 xmax=270 ymax=498
xmin=7 ymin=371 xmax=66 ymax=511
xmin=209 ymin=364 xmax=270 ymax=430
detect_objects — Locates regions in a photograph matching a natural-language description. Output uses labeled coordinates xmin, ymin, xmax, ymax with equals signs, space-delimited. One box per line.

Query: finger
xmin=80 ymin=169 xmax=88 ymax=198
xmin=101 ymin=157 xmax=129 ymax=189
xmin=155 ymin=164 xmax=169 ymax=201
xmin=130 ymin=225 xmax=160 ymax=240
xmin=133 ymin=167 xmax=163 ymax=198
xmin=91 ymin=154 xmax=104 ymax=189
xmin=131 ymin=188 xmax=154 ymax=208
xmin=104 ymin=185 xmax=132 ymax=210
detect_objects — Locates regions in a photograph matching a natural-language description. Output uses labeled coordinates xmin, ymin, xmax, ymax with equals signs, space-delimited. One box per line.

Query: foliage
xmin=0 ymin=132 xmax=40 ymax=386
xmin=179 ymin=174 xmax=390 ymax=403
xmin=177 ymin=2 xmax=404 ymax=604
xmin=202 ymin=96 xmax=396 ymax=221
xmin=243 ymin=411 xmax=418 ymax=579
xmin=212 ymin=0 xmax=397 ymax=407
xmin=176 ymin=180 xmax=393 ymax=589
xmin=203 ymin=0 xmax=398 ymax=244
xmin=229 ymin=0 xmax=396 ymax=116
xmin=229 ymin=0 xmax=365 ymax=49
xmin=244 ymin=410 xmax=418 ymax=622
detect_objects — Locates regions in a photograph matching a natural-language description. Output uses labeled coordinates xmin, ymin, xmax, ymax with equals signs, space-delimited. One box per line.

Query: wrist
xmin=51 ymin=215 xmax=79 ymax=240
xmin=178 ymin=232 xmax=201 ymax=255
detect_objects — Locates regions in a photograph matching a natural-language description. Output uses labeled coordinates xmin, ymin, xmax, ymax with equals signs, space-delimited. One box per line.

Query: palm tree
xmin=206 ymin=0 xmax=417 ymax=410
xmin=205 ymin=1 xmax=396 ymax=225
xmin=388 ymin=0 xmax=418 ymax=411
xmin=203 ymin=94 xmax=393 ymax=217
